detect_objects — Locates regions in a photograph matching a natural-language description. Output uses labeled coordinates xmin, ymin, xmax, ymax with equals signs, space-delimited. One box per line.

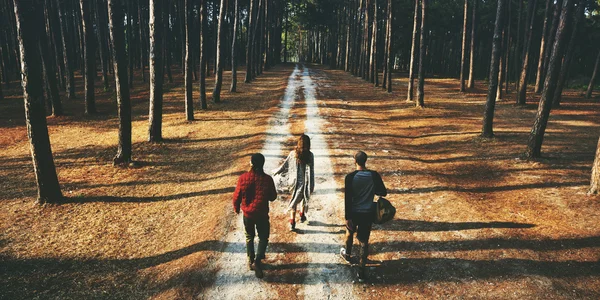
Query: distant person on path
xmin=340 ymin=151 xmax=387 ymax=282
xmin=233 ymin=153 xmax=277 ymax=279
xmin=272 ymin=134 xmax=315 ymax=231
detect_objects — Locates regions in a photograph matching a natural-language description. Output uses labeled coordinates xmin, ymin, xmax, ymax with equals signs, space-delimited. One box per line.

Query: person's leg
xmin=289 ymin=204 xmax=297 ymax=230
xmin=356 ymin=215 xmax=373 ymax=281
xmin=243 ymin=216 xmax=256 ymax=269
xmin=254 ymin=217 xmax=270 ymax=278
xmin=299 ymin=197 xmax=307 ymax=222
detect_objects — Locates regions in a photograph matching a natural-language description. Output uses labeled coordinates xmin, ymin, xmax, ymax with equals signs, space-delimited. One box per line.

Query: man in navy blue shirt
xmin=341 ymin=151 xmax=387 ymax=282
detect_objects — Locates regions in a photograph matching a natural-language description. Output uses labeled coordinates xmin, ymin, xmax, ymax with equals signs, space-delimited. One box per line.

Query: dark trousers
xmin=344 ymin=212 xmax=373 ymax=267
xmin=243 ymin=215 xmax=270 ymax=263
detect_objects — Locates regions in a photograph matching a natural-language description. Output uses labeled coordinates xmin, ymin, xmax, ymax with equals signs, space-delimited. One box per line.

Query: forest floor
xmin=1 ymin=63 xmax=600 ymax=299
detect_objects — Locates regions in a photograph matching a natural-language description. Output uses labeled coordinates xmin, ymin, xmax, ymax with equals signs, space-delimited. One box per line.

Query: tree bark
xmin=516 ymin=0 xmax=538 ymax=105
xmin=199 ymin=0 xmax=207 ymax=109
xmin=80 ymin=0 xmax=96 ymax=114
xmin=416 ymin=0 xmax=426 ymax=108
xmin=386 ymin=0 xmax=392 ymax=93
xmin=369 ymin=0 xmax=377 ymax=85
xmin=481 ymin=0 xmax=506 ymax=138
xmin=184 ymin=0 xmax=193 ymax=120
xmin=138 ymin=0 xmax=147 ymax=83
xmin=407 ymin=0 xmax=419 ymax=101
xmin=590 ymin=138 xmax=600 ymax=194
xmin=212 ymin=0 xmax=225 ymax=103
xmin=552 ymin=0 xmax=584 ymax=108
xmin=534 ymin=0 xmax=553 ymax=94
xmin=148 ymin=0 xmax=164 ymax=142
xmin=467 ymin=0 xmax=476 ymax=89
xmin=230 ymin=0 xmax=238 ymax=92
xmin=542 ymin=0 xmax=564 ymax=91
xmin=245 ymin=0 xmax=255 ymax=83
xmin=459 ymin=0 xmax=468 ymax=92
xmin=107 ymin=0 xmax=132 ymax=165
xmin=13 ymin=0 xmax=63 ymax=203
xmin=38 ymin=21 xmax=63 ymax=116
xmin=55 ymin=0 xmax=75 ymax=99
xmin=586 ymin=51 xmax=600 ymax=99
xmin=526 ymin=0 xmax=573 ymax=158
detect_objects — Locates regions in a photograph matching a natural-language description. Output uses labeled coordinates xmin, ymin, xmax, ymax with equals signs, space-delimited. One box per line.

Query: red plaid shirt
xmin=233 ymin=170 xmax=277 ymax=219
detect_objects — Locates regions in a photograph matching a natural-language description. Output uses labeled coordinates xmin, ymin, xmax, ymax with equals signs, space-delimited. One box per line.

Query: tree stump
xmin=590 ymin=137 xmax=600 ymax=195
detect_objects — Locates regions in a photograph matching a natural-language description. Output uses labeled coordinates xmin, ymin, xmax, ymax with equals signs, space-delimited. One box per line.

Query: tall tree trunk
xmin=107 ymin=0 xmax=132 ymax=165
xmin=148 ymin=0 xmax=164 ymax=142
xmin=386 ymin=0 xmax=392 ymax=93
xmin=516 ymin=0 xmax=538 ymax=105
xmin=481 ymin=0 xmax=506 ymax=138
xmin=38 ymin=24 xmax=63 ymax=116
xmin=586 ymin=51 xmax=600 ymax=99
xmin=369 ymin=0 xmax=377 ymax=85
xmin=212 ymin=0 xmax=225 ymax=103
xmin=552 ymin=0 xmax=584 ymax=108
xmin=590 ymin=138 xmax=600 ymax=194
xmin=55 ymin=0 xmax=75 ymax=99
xmin=513 ymin=0 xmax=523 ymax=91
xmin=467 ymin=0 xmax=476 ymax=89
xmin=138 ymin=0 xmax=147 ymax=83
xmin=504 ymin=0 xmax=511 ymax=94
xmin=80 ymin=0 xmax=96 ymax=114
xmin=127 ymin=0 xmax=134 ymax=87
xmin=534 ymin=0 xmax=553 ymax=94
xmin=283 ymin=1 xmax=288 ymax=63
xmin=164 ymin=2 xmax=173 ymax=84
xmin=199 ymin=0 xmax=207 ymax=109
xmin=245 ymin=0 xmax=255 ymax=83
xmin=526 ymin=0 xmax=573 ymax=158
xmin=416 ymin=0 xmax=427 ymax=108
xmin=230 ymin=0 xmax=238 ymax=92
xmin=13 ymin=0 xmax=63 ymax=203
xmin=459 ymin=0 xmax=468 ymax=92
xmin=407 ymin=0 xmax=419 ymax=101
xmin=94 ymin=0 xmax=110 ymax=91
xmin=542 ymin=0 xmax=564 ymax=90
xmin=184 ymin=0 xmax=193 ymax=120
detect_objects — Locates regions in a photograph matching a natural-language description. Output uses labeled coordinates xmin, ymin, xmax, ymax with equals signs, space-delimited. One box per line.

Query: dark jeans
xmin=344 ymin=212 xmax=373 ymax=267
xmin=243 ymin=215 xmax=270 ymax=263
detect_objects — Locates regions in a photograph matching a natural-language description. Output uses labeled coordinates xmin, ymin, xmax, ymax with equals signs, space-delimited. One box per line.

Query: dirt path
xmin=204 ymin=65 xmax=355 ymax=299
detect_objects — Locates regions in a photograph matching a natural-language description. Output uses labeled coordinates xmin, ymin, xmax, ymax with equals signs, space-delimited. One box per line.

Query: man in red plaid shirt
xmin=233 ymin=153 xmax=277 ymax=278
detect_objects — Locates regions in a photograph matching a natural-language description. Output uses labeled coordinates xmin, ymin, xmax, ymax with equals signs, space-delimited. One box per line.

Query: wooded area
xmin=2 ymin=0 xmax=600 ymax=297
xmin=0 ymin=0 xmax=598 ymax=200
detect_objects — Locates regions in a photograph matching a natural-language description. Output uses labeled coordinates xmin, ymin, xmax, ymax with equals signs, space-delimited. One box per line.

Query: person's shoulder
xmin=345 ymin=170 xmax=358 ymax=179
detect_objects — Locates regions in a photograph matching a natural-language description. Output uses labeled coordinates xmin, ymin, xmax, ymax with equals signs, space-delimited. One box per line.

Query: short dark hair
xmin=251 ymin=153 xmax=265 ymax=173
xmin=354 ymin=151 xmax=367 ymax=167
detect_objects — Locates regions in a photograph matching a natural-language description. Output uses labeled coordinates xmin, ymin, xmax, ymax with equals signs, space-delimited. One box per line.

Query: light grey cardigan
xmin=272 ymin=150 xmax=315 ymax=211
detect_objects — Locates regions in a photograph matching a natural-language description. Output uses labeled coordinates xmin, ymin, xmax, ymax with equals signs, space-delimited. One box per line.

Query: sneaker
xmin=289 ymin=220 xmax=296 ymax=231
xmin=300 ymin=213 xmax=307 ymax=223
xmin=248 ymin=259 xmax=255 ymax=271
xmin=339 ymin=247 xmax=352 ymax=264
xmin=254 ymin=260 xmax=264 ymax=279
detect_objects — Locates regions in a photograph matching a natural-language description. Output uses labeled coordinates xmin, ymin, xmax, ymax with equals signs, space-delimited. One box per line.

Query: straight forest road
xmin=203 ymin=65 xmax=355 ymax=299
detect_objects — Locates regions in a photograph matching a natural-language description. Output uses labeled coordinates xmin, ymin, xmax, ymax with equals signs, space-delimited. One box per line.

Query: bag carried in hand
xmin=373 ymin=197 xmax=396 ymax=224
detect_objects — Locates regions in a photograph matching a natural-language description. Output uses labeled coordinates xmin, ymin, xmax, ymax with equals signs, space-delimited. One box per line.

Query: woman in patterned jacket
xmin=273 ymin=134 xmax=315 ymax=231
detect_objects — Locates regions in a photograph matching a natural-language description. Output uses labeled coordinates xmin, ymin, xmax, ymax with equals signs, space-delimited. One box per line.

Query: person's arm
xmin=267 ymin=176 xmax=278 ymax=202
xmin=233 ymin=176 xmax=244 ymax=213
xmin=272 ymin=151 xmax=292 ymax=175
xmin=372 ymin=171 xmax=388 ymax=197
xmin=309 ymin=152 xmax=315 ymax=194
xmin=344 ymin=173 xmax=354 ymax=220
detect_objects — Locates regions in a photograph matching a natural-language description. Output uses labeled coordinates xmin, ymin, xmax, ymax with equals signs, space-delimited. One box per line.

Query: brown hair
xmin=295 ymin=134 xmax=311 ymax=164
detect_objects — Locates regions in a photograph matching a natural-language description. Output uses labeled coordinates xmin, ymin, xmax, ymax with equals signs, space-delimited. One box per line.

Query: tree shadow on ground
xmin=383 ymin=219 xmax=535 ymax=232
xmin=62 ymin=187 xmax=235 ymax=203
